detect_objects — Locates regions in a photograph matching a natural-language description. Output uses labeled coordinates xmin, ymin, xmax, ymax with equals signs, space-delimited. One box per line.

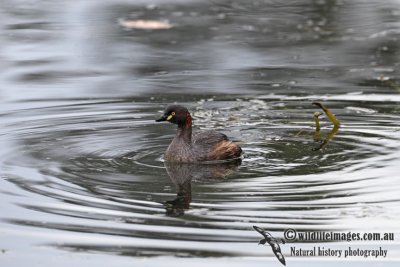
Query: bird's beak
xmin=156 ymin=113 xmax=174 ymax=122
xmin=155 ymin=114 xmax=167 ymax=122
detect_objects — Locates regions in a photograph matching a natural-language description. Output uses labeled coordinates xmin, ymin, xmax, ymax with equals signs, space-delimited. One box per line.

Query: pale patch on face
xmin=167 ymin=112 xmax=176 ymax=121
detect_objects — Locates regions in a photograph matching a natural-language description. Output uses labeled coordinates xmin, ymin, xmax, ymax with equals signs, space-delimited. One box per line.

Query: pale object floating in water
xmin=119 ymin=19 xmax=173 ymax=30
xmin=345 ymin=106 xmax=377 ymax=114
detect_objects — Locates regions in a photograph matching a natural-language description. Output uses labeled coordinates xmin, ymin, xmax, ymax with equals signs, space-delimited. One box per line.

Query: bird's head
xmin=156 ymin=105 xmax=192 ymax=127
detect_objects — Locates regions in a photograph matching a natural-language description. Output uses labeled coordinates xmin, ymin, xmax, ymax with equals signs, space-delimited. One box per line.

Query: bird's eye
xmin=171 ymin=112 xmax=176 ymax=116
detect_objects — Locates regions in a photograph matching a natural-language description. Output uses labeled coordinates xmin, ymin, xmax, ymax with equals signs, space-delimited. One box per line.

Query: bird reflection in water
xmin=163 ymin=160 xmax=241 ymax=216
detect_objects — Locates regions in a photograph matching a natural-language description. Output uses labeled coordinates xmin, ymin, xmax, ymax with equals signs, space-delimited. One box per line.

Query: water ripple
xmin=1 ymin=97 xmax=399 ymax=257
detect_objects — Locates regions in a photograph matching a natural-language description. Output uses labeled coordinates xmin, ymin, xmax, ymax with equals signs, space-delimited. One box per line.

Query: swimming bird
xmin=253 ymin=225 xmax=286 ymax=266
xmin=155 ymin=105 xmax=242 ymax=163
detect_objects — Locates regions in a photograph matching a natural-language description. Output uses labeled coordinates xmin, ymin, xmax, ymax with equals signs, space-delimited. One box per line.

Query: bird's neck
xmin=176 ymin=114 xmax=192 ymax=143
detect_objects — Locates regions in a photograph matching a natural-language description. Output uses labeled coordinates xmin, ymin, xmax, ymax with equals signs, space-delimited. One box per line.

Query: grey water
xmin=1 ymin=0 xmax=400 ymax=266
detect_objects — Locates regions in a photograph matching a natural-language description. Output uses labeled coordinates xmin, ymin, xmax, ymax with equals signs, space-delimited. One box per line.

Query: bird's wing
xmin=193 ymin=130 xmax=228 ymax=148
xmin=253 ymin=225 xmax=270 ymax=238
xmin=268 ymin=240 xmax=286 ymax=266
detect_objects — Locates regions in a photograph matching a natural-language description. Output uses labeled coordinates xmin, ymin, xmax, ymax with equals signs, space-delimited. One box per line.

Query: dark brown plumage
xmin=156 ymin=105 xmax=242 ymax=163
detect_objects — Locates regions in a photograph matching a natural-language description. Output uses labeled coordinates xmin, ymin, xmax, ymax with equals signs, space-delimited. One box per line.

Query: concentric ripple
xmin=1 ymin=96 xmax=399 ymax=258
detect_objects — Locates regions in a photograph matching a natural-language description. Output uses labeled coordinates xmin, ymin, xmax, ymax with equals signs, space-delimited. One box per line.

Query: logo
xmin=253 ymin=227 xmax=394 ymax=264
xmin=253 ymin=226 xmax=286 ymax=266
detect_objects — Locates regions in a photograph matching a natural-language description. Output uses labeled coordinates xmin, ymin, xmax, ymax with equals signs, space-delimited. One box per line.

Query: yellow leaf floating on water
xmin=119 ymin=19 xmax=173 ymax=30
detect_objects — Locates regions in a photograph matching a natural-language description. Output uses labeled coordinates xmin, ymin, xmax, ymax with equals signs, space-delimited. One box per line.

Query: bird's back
xmin=193 ymin=130 xmax=242 ymax=161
